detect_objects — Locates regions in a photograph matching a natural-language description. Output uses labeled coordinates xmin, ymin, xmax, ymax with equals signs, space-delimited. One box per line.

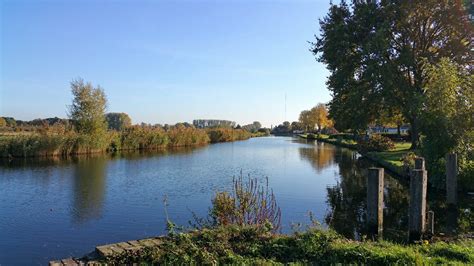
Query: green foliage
xmin=358 ymin=134 xmax=395 ymax=153
xmin=401 ymin=151 xmax=417 ymax=174
xmin=105 ymin=112 xmax=132 ymax=131
xmin=120 ymin=126 xmax=169 ymax=150
xmin=313 ymin=0 xmax=473 ymax=148
xmin=210 ymin=175 xmax=281 ymax=232
xmin=207 ymin=128 xmax=252 ymax=143
xmin=241 ymin=121 xmax=262 ymax=133
xmin=2 ymin=117 xmax=17 ymax=127
xmin=420 ymin=58 xmax=473 ymax=189
xmin=0 ymin=127 xmax=259 ymax=157
xmin=104 ymin=225 xmax=474 ymax=265
xmin=167 ymin=125 xmax=210 ymax=147
xmin=68 ymin=78 xmax=108 ymax=150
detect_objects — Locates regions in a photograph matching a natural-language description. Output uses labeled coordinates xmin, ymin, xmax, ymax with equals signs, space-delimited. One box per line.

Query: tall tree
xmin=299 ymin=103 xmax=332 ymax=132
xmin=68 ymin=78 xmax=108 ymax=138
xmin=106 ymin=112 xmax=132 ymax=131
xmin=311 ymin=103 xmax=332 ymax=132
xmin=420 ymin=58 xmax=473 ymax=185
xmin=313 ymin=0 xmax=473 ymax=148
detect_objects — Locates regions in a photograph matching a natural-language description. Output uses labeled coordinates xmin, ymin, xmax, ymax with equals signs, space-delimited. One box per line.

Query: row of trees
xmin=298 ymin=103 xmax=333 ymax=132
xmin=313 ymin=0 xmax=472 ymax=149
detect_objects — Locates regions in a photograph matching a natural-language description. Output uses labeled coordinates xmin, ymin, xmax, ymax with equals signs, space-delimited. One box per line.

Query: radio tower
xmin=284 ymin=93 xmax=287 ymax=122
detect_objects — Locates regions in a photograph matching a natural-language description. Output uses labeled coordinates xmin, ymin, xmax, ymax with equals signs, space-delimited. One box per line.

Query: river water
xmin=0 ymin=136 xmax=470 ymax=265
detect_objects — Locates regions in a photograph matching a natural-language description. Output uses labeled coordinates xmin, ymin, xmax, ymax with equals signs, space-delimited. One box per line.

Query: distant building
xmin=368 ymin=126 xmax=410 ymax=134
xmin=193 ymin=119 xmax=236 ymax=129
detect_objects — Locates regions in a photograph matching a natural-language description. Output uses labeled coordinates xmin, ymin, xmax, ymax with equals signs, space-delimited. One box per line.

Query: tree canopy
xmin=313 ymin=0 xmax=473 ymax=148
xmin=68 ymin=78 xmax=108 ymax=138
xmin=299 ymin=103 xmax=332 ymax=132
xmin=106 ymin=112 xmax=132 ymax=131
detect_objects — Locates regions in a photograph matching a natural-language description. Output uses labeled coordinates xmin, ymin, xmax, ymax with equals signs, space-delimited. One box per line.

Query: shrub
xmin=401 ymin=152 xmax=417 ymax=174
xmin=207 ymin=128 xmax=252 ymax=143
xmin=210 ymin=174 xmax=281 ymax=232
xmin=120 ymin=126 xmax=169 ymax=150
xmin=358 ymin=134 xmax=395 ymax=153
xmin=167 ymin=126 xmax=209 ymax=147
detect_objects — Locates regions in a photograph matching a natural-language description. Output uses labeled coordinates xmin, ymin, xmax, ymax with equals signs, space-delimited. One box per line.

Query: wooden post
xmin=427 ymin=211 xmax=434 ymax=236
xmin=415 ymin=157 xmax=425 ymax=170
xmin=367 ymin=168 xmax=384 ymax=239
xmin=446 ymin=153 xmax=458 ymax=206
xmin=409 ymin=169 xmax=427 ymax=242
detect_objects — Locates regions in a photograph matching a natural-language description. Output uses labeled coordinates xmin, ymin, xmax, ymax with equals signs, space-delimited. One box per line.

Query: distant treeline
xmin=0 ymin=78 xmax=270 ymax=158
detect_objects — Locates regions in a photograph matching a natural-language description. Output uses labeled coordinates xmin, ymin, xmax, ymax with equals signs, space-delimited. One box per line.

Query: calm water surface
xmin=0 ymin=136 xmax=469 ymax=265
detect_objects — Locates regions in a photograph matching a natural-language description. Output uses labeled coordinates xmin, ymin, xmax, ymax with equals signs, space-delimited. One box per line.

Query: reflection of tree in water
xmin=426 ymin=191 xmax=473 ymax=236
xmin=72 ymin=156 xmax=108 ymax=223
xmin=298 ymin=141 xmax=336 ymax=173
xmin=325 ymin=147 xmax=409 ymax=241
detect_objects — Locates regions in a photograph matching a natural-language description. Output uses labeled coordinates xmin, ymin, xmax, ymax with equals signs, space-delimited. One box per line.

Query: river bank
xmin=298 ymin=134 xmax=408 ymax=177
xmin=0 ymin=128 xmax=267 ymax=158
xmin=51 ymin=225 xmax=474 ymax=265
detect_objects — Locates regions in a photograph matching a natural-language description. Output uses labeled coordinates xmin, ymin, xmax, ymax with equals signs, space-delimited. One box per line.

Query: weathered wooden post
xmin=427 ymin=211 xmax=435 ymax=236
xmin=367 ymin=168 xmax=384 ymax=239
xmin=446 ymin=153 xmax=458 ymax=206
xmin=415 ymin=157 xmax=425 ymax=170
xmin=408 ymin=169 xmax=427 ymax=242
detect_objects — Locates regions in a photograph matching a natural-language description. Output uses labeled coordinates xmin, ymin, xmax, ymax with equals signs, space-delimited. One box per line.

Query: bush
xmin=210 ymin=174 xmax=281 ymax=232
xmin=358 ymin=134 xmax=395 ymax=153
xmin=167 ymin=126 xmax=209 ymax=147
xmin=207 ymin=128 xmax=252 ymax=143
xmin=401 ymin=152 xmax=417 ymax=175
xmin=120 ymin=126 xmax=169 ymax=150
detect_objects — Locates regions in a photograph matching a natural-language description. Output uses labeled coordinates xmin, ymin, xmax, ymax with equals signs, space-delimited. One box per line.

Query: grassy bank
xmin=105 ymin=224 xmax=474 ymax=265
xmin=0 ymin=128 xmax=265 ymax=158
xmin=299 ymin=134 xmax=410 ymax=177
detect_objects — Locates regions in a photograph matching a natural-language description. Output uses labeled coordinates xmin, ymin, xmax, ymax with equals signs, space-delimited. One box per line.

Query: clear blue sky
xmin=1 ymin=0 xmax=331 ymax=127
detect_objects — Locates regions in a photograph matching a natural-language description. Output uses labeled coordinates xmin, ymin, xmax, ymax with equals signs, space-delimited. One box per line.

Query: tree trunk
xmin=409 ymin=117 xmax=420 ymax=150
xmin=397 ymin=124 xmax=401 ymax=137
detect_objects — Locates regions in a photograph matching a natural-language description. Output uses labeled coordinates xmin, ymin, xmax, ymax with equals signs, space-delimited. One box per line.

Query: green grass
xmin=298 ymin=134 xmax=412 ymax=176
xmin=104 ymin=225 xmax=474 ymax=265
xmin=367 ymin=142 xmax=411 ymax=168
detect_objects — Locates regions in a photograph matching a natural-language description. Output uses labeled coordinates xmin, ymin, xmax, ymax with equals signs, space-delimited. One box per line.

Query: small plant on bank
xmin=358 ymin=134 xmax=395 ymax=153
xmin=401 ymin=151 xmax=417 ymax=174
xmin=211 ymin=174 xmax=282 ymax=232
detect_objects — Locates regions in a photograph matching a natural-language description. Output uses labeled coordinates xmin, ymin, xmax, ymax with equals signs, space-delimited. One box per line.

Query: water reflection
xmin=71 ymin=156 xmax=107 ymax=223
xmin=298 ymin=141 xmax=335 ymax=172
xmin=298 ymin=141 xmax=410 ymax=241
xmin=0 ymin=137 xmax=472 ymax=265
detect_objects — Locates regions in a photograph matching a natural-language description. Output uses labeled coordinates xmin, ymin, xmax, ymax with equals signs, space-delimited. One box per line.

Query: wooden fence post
xmin=427 ymin=211 xmax=434 ymax=236
xmin=408 ymin=169 xmax=427 ymax=242
xmin=415 ymin=157 xmax=425 ymax=170
xmin=446 ymin=153 xmax=458 ymax=206
xmin=367 ymin=168 xmax=384 ymax=239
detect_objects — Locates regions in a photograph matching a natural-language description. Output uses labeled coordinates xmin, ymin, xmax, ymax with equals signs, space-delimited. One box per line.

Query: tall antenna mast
xmin=284 ymin=93 xmax=287 ymax=122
